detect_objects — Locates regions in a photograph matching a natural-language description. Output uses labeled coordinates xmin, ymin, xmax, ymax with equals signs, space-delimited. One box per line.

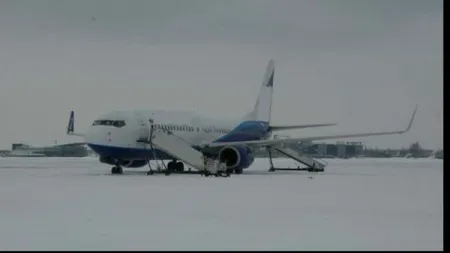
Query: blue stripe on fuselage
xmin=213 ymin=120 xmax=270 ymax=143
xmin=87 ymin=143 xmax=176 ymax=161
xmin=88 ymin=121 xmax=270 ymax=161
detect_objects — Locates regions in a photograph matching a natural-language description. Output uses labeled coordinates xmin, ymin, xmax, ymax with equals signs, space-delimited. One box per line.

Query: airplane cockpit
xmin=92 ymin=120 xmax=126 ymax=128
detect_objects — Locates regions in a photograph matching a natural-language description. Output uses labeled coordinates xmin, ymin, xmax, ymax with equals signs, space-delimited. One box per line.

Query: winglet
xmin=67 ymin=111 xmax=75 ymax=134
xmin=401 ymin=104 xmax=418 ymax=133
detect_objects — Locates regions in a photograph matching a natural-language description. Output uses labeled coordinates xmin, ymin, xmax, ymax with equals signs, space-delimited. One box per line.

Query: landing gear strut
xmin=268 ymin=148 xmax=275 ymax=172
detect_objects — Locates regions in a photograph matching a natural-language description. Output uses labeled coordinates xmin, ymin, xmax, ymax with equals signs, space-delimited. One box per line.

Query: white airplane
xmin=66 ymin=59 xmax=417 ymax=175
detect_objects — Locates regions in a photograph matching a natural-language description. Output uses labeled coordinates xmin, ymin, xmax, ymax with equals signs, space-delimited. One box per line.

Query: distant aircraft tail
xmin=67 ymin=111 xmax=75 ymax=134
xmin=66 ymin=111 xmax=85 ymax=137
xmin=242 ymin=59 xmax=274 ymax=123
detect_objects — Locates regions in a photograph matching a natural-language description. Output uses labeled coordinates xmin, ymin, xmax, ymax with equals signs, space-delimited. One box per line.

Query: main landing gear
xmin=167 ymin=160 xmax=184 ymax=172
xmin=146 ymin=159 xmax=230 ymax=177
xmin=146 ymin=160 xmax=187 ymax=176
xmin=156 ymin=160 xmax=184 ymax=176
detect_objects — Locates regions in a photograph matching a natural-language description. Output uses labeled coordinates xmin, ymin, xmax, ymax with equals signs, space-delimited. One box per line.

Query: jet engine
xmin=218 ymin=145 xmax=254 ymax=170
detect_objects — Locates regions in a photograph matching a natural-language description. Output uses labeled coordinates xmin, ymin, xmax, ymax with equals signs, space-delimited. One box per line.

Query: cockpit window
xmin=92 ymin=120 xmax=126 ymax=128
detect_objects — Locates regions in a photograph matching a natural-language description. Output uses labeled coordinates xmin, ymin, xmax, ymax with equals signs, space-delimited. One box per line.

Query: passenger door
xmin=134 ymin=112 xmax=149 ymax=141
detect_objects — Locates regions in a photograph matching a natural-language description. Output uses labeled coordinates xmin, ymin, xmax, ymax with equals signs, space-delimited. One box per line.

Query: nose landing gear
xmin=111 ymin=165 xmax=123 ymax=174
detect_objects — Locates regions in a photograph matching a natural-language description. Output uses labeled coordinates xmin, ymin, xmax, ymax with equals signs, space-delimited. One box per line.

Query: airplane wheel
xmin=226 ymin=169 xmax=233 ymax=175
xmin=167 ymin=161 xmax=175 ymax=172
xmin=176 ymin=162 xmax=184 ymax=172
xmin=234 ymin=168 xmax=243 ymax=174
xmin=111 ymin=166 xmax=123 ymax=174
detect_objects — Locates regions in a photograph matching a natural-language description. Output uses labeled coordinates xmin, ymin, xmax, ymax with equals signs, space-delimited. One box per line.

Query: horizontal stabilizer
xmin=269 ymin=123 xmax=337 ymax=131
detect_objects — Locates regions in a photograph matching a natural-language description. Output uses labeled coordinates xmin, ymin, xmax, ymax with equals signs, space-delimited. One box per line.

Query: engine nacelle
xmin=218 ymin=145 xmax=254 ymax=170
xmin=99 ymin=156 xmax=148 ymax=168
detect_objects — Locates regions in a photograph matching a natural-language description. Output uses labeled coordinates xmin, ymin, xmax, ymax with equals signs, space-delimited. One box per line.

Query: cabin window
xmin=92 ymin=120 xmax=126 ymax=128
xmin=113 ymin=120 xmax=126 ymax=127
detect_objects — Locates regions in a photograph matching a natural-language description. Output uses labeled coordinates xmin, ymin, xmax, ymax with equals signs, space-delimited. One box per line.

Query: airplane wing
xmin=55 ymin=142 xmax=87 ymax=147
xmin=200 ymin=105 xmax=418 ymax=149
xmin=269 ymin=123 xmax=337 ymax=131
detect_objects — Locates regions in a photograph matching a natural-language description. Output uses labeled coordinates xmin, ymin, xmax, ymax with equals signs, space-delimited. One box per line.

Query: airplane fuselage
xmin=85 ymin=109 xmax=270 ymax=164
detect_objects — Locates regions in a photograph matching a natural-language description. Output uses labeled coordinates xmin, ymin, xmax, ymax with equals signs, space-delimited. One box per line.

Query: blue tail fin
xmin=242 ymin=59 xmax=275 ymax=124
xmin=213 ymin=60 xmax=274 ymax=143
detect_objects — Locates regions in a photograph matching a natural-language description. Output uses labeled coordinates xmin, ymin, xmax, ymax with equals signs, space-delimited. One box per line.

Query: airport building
xmin=305 ymin=141 xmax=364 ymax=158
xmin=253 ymin=140 xmax=364 ymax=159
xmin=3 ymin=143 xmax=89 ymax=157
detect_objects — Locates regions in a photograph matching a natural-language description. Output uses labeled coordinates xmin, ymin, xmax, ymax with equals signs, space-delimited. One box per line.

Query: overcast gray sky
xmin=0 ymin=0 xmax=443 ymax=150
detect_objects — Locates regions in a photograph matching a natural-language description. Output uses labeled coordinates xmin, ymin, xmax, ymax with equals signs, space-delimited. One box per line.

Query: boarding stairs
xmin=137 ymin=120 xmax=226 ymax=175
xmin=271 ymin=147 xmax=327 ymax=172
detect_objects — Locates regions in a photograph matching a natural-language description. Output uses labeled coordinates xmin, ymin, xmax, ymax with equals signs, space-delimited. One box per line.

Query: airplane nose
xmin=85 ymin=125 xmax=103 ymax=145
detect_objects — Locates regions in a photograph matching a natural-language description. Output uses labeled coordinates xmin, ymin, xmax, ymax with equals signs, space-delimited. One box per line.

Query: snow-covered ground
xmin=0 ymin=157 xmax=443 ymax=250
